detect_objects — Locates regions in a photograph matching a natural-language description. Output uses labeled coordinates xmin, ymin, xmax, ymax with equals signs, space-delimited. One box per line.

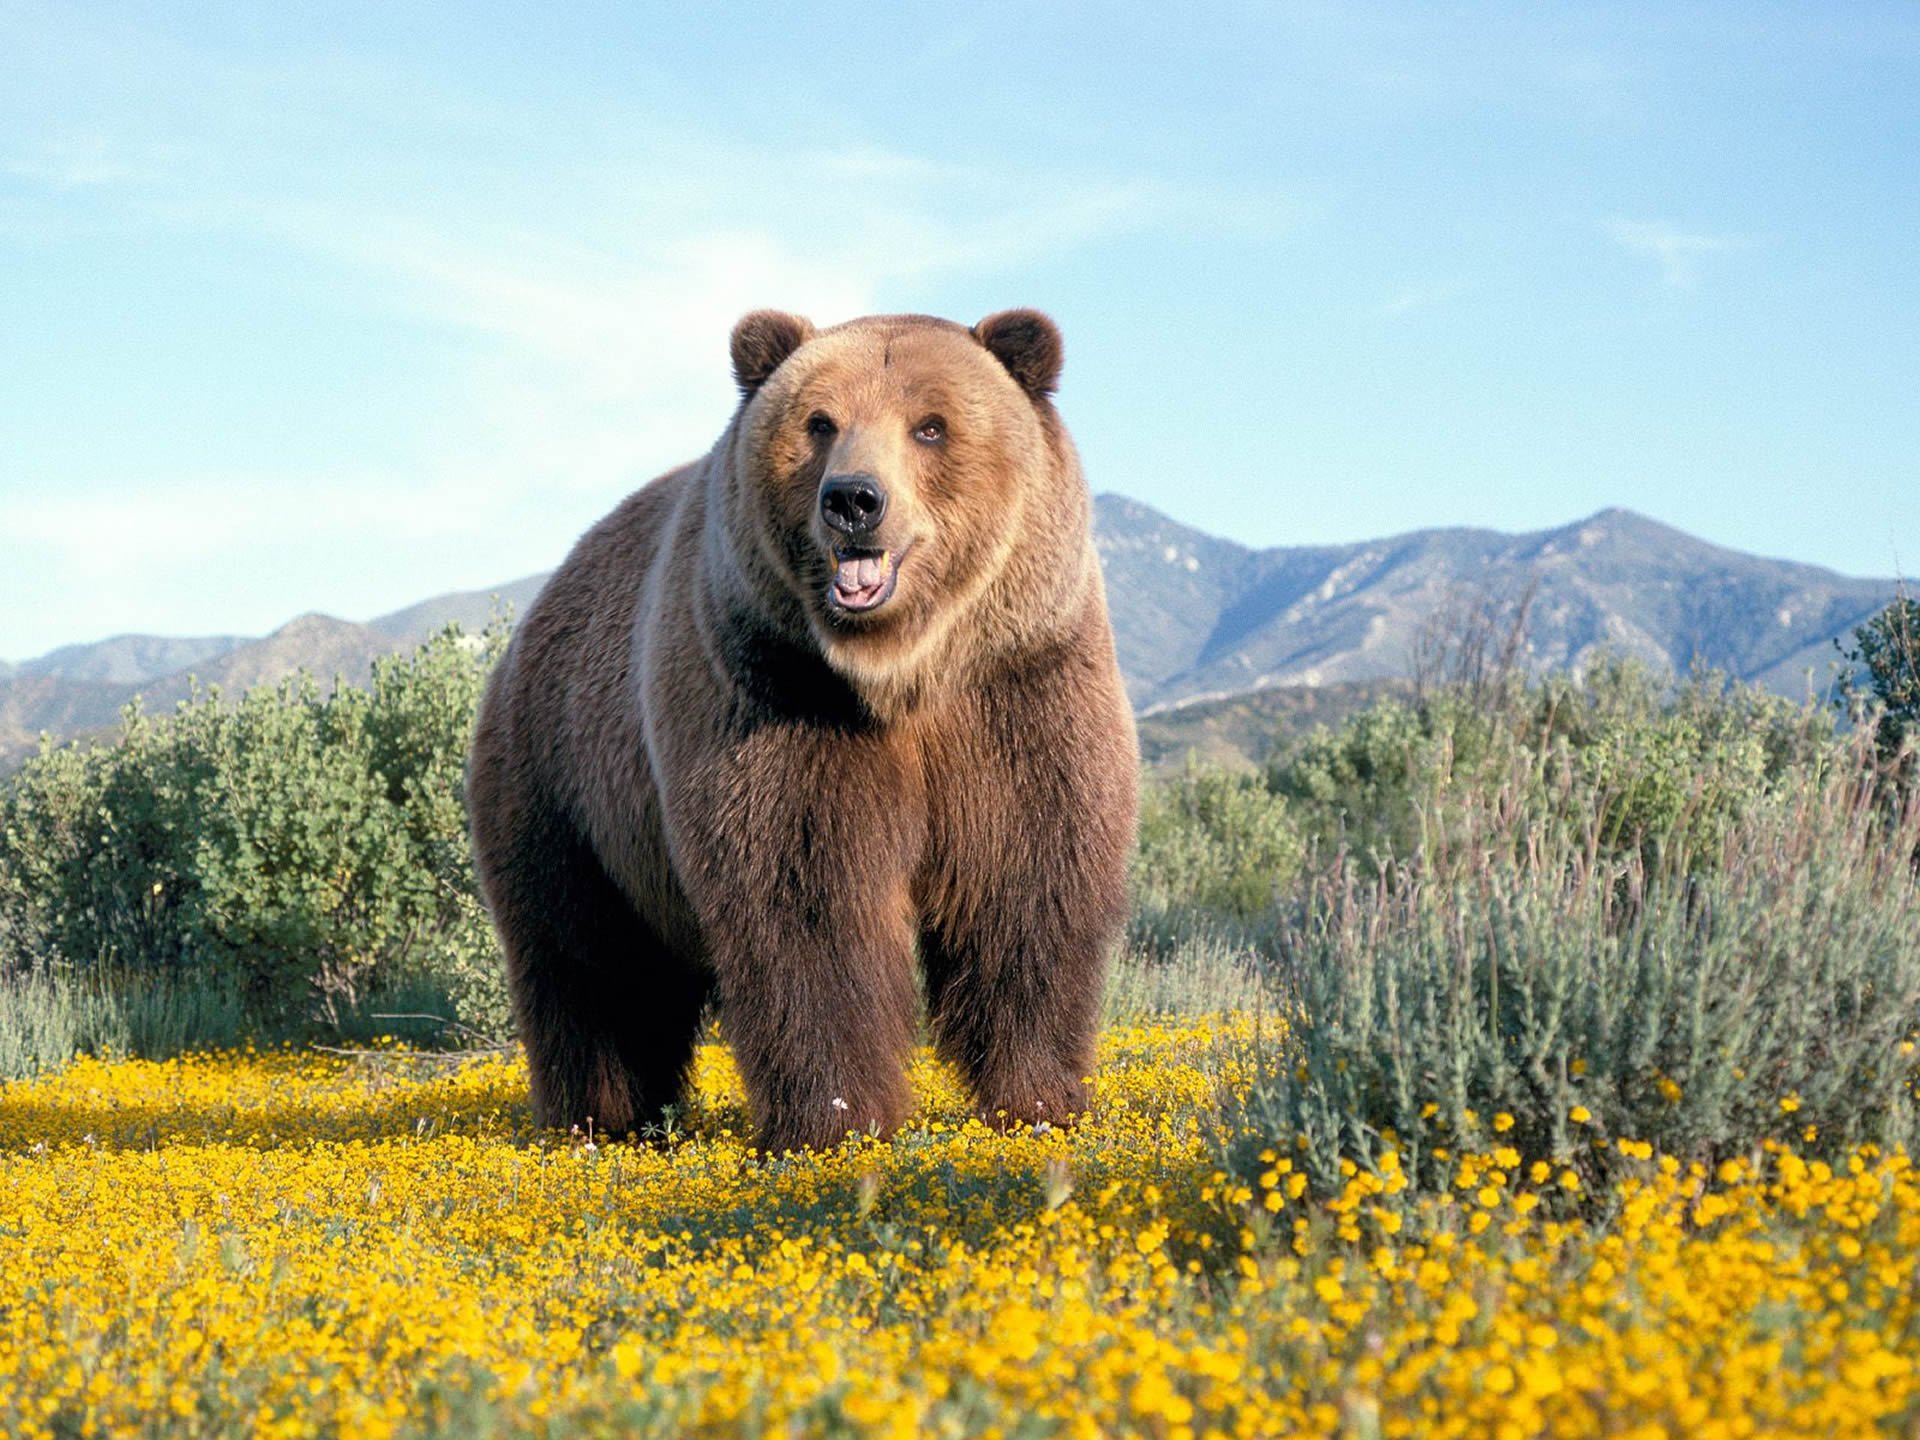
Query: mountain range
xmin=0 ymin=496 xmax=1899 ymax=770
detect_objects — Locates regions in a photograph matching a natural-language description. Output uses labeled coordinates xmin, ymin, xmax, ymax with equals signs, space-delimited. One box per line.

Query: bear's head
xmin=723 ymin=308 xmax=1090 ymax=702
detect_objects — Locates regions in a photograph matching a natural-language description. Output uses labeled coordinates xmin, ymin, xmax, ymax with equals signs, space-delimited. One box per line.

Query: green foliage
xmin=1267 ymin=658 xmax=1842 ymax=879
xmin=1101 ymin=932 xmax=1276 ymax=1023
xmin=0 ymin=968 xmax=127 ymax=1081
xmin=1225 ymin=722 xmax=1920 ymax=1197
xmin=1837 ymin=592 xmax=1920 ymax=755
xmin=1266 ymin=693 xmax=1437 ymax=869
xmin=0 ymin=624 xmax=510 ymax=1054
xmin=1132 ymin=761 xmax=1304 ymax=939
xmin=1129 ymin=659 xmax=1920 ymax=1197
xmin=0 ymin=967 xmax=249 ymax=1080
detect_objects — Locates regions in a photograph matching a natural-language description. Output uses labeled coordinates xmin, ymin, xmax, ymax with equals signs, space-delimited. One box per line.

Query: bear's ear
xmin=972 ymin=309 xmax=1063 ymax=397
xmin=730 ymin=310 xmax=814 ymax=396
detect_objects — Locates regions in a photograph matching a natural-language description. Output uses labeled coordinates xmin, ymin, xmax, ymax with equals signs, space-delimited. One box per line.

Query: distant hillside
xmin=0 ymin=616 xmax=411 ymax=767
xmin=1 ymin=495 xmax=1899 ymax=770
xmin=130 ymin=614 xmax=404 ymax=712
xmin=8 ymin=633 xmax=243 ymax=688
xmin=364 ymin=574 xmax=549 ymax=646
xmin=0 ymin=588 xmax=544 ymax=768
xmin=0 ymin=675 xmax=140 ymax=763
xmin=1091 ymin=496 xmax=1892 ymax=710
xmin=1135 ymin=679 xmax=1406 ymax=771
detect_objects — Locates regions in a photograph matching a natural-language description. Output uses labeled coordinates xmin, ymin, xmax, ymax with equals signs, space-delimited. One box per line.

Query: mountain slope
xmin=10 ymin=633 xmax=245 ymax=688
xmin=1093 ymin=498 xmax=1893 ymax=709
xmin=131 ymin=614 xmax=406 ymax=712
xmin=365 ymin=574 xmax=550 ymax=647
xmin=0 ymin=675 xmax=140 ymax=762
xmin=0 ymin=616 xmax=411 ymax=766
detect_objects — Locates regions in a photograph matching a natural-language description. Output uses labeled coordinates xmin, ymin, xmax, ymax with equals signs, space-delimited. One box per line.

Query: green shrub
xmin=1265 ymin=658 xmax=1843 ymax=881
xmin=0 ymin=624 xmax=510 ymax=1050
xmin=0 ymin=968 xmax=127 ymax=1081
xmin=1837 ymin=592 xmax=1920 ymax=758
xmin=1226 ymin=724 xmax=1920 ymax=1197
xmin=1266 ymin=693 xmax=1438 ymax=871
xmin=1102 ymin=931 xmax=1276 ymax=1022
xmin=1131 ymin=761 xmax=1304 ymax=949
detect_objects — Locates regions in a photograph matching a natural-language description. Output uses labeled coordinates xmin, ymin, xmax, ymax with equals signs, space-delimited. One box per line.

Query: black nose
xmin=820 ymin=473 xmax=887 ymax=535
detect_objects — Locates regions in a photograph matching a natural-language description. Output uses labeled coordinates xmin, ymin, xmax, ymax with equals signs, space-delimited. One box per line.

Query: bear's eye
xmin=912 ymin=417 xmax=946 ymax=445
xmin=806 ymin=412 xmax=837 ymax=439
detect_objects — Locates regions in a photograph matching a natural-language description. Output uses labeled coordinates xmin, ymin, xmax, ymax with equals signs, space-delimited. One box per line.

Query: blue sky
xmin=2 ymin=2 xmax=1916 ymax=662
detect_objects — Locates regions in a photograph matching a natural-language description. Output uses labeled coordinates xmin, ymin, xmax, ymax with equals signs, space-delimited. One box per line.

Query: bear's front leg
xmin=920 ymin=900 xmax=1119 ymax=1130
xmin=664 ymin=723 xmax=927 ymax=1154
xmin=919 ymin=663 xmax=1137 ymax=1130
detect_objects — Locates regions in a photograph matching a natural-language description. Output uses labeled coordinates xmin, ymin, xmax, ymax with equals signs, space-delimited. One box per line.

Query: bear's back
xmin=482 ymin=464 xmax=697 ymax=842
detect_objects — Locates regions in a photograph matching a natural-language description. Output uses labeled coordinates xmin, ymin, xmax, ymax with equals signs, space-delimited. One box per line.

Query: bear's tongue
xmin=833 ymin=550 xmax=892 ymax=606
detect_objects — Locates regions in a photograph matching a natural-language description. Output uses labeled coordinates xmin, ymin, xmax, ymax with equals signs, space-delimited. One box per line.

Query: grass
xmin=0 ymin=966 xmax=251 ymax=1080
xmin=1100 ymin=932 xmax=1275 ymax=1023
xmin=0 ymin=966 xmax=470 ymax=1081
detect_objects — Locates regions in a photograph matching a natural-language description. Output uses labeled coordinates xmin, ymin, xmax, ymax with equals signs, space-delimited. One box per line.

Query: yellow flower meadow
xmin=2 ymin=1019 xmax=1918 ymax=1437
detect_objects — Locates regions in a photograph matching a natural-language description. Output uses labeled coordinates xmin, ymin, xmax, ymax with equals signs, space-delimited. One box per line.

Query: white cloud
xmin=232 ymin=140 xmax=1198 ymax=523
xmin=1606 ymin=218 xmax=1743 ymax=288
xmin=1 ymin=127 xmax=1212 ymax=654
xmin=1377 ymin=280 xmax=1469 ymax=320
xmin=0 ymin=19 xmax=1287 ymax=656
xmin=2 ymin=132 xmax=182 ymax=189
xmin=0 ymin=463 xmax=573 ymax=657
xmin=0 ymin=469 xmax=491 ymax=578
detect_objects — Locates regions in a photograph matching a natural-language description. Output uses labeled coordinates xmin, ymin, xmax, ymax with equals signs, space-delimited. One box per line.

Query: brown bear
xmin=466 ymin=308 xmax=1137 ymax=1152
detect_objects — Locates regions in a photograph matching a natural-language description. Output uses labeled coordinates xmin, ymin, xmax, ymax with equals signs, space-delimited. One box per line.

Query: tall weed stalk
xmin=0 ymin=966 xmax=250 ymax=1080
xmin=1232 ymin=727 xmax=1920 ymax=1195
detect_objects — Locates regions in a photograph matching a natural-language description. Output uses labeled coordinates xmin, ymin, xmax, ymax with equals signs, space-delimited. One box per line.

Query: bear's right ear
xmin=730 ymin=310 xmax=814 ymax=396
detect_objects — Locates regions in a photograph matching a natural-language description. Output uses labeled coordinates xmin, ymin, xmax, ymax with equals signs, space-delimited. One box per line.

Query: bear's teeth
xmin=837 ymin=552 xmax=890 ymax=591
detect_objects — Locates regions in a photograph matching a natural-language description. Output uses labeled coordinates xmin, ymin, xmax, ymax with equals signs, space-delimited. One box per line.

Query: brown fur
xmin=467 ymin=309 xmax=1137 ymax=1152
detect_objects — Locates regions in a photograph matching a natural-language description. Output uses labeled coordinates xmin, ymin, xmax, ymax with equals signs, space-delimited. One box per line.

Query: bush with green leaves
xmin=1837 ymin=591 xmax=1920 ymax=757
xmin=0 ymin=625 xmax=510 ymax=1046
xmin=1265 ymin=658 xmax=1843 ymax=880
xmin=1131 ymin=761 xmax=1304 ymax=944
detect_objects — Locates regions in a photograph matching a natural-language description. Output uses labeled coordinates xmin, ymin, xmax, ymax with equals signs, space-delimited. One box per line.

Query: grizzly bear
xmin=466 ymin=308 xmax=1137 ymax=1152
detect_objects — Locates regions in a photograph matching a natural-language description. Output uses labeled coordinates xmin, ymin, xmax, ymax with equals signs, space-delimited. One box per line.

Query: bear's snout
xmin=819 ymin=473 xmax=888 ymax=538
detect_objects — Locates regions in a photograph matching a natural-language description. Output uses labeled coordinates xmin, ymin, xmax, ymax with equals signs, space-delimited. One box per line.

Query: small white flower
xmin=831 ymin=1096 xmax=849 ymax=1112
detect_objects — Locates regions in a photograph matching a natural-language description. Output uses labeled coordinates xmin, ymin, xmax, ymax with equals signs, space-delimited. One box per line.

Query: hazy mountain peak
xmin=1092 ymin=493 xmax=1249 ymax=558
xmin=1093 ymin=500 xmax=1895 ymax=708
xmin=11 ymin=632 xmax=246 ymax=687
xmin=1557 ymin=506 xmax=1699 ymax=546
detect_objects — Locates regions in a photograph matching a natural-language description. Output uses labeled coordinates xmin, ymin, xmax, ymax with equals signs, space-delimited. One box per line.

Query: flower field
xmin=4 ymin=1018 xmax=1920 ymax=1438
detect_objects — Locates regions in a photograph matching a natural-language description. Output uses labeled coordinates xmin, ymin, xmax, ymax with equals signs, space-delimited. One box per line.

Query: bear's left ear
xmin=973 ymin=309 xmax=1063 ymax=397
xmin=730 ymin=310 xmax=815 ymax=396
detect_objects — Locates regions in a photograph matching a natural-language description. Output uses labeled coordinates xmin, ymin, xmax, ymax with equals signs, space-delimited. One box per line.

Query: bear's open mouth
xmin=828 ymin=545 xmax=905 ymax=614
